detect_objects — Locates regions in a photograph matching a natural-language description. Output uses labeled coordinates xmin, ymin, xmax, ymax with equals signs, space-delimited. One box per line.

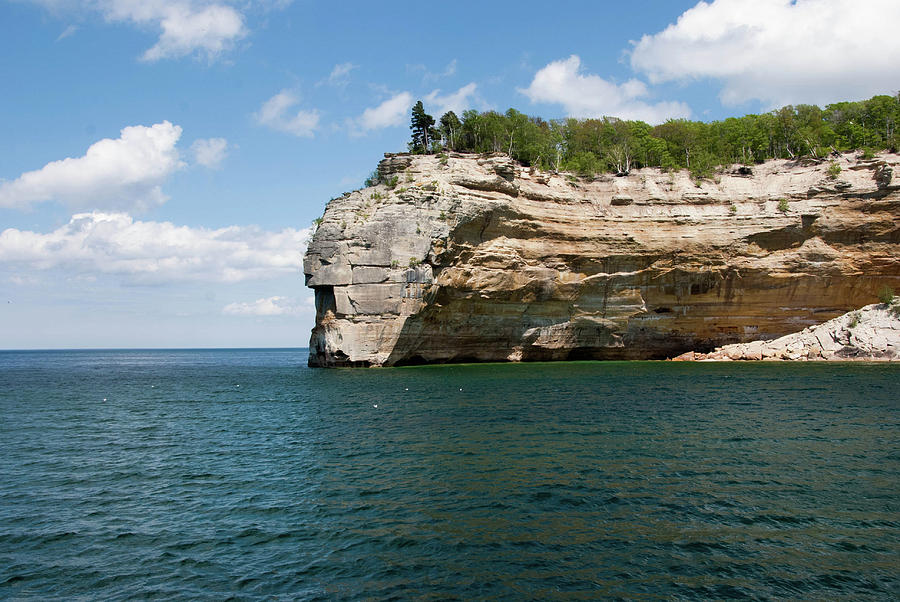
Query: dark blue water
xmin=1 ymin=350 xmax=898 ymax=599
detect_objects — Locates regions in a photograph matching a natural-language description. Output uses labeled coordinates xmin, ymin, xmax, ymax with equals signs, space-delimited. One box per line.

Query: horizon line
xmin=0 ymin=347 xmax=310 ymax=352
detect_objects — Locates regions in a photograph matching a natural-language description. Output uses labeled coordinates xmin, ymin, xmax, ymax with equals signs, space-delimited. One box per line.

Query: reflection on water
xmin=1 ymin=352 xmax=898 ymax=598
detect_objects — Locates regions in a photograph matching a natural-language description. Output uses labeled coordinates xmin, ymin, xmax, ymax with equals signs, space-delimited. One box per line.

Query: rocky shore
xmin=673 ymin=300 xmax=899 ymax=361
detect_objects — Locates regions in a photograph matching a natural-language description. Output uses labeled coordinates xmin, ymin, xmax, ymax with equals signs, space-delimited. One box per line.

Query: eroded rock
xmin=304 ymin=152 xmax=900 ymax=366
xmin=678 ymin=301 xmax=900 ymax=361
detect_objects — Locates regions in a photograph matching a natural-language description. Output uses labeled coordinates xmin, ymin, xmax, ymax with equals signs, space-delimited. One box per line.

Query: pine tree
xmin=410 ymin=100 xmax=436 ymax=154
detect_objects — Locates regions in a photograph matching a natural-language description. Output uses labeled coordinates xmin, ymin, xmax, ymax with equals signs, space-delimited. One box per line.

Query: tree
xmin=409 ymin=101 xmax=437 ymax=154
xmin=399 ymin=93 xmax=895 ymax=172
xmin=439 ymin=111 xmax=461 ymax=151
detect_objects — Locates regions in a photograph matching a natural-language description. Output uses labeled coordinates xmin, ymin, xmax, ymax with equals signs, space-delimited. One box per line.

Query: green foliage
xmin=403 ymin=93 xmax=899 ymax=177
xmin=364 ymin=169 xmax=381 ymax=187
xmin=410 ymin=101 xmax=437 ymax=154
xmin=827 ymin=161 xmax=841 ymax=179
xmin=408 ymin=257 xmax=420 ymax=268
xmin=848 ymin=312 xmax=859 ymax=329
xmin=364 ymin=170 xmax=398 ymax=190
xmin=390 ymin=259 xmax=400 ymax=268
xmin=312 ymin=217 xmax=323 ymax=228
xmin=878 ymin=285 xmax=896 ymax=304
xmin=778 ymin=199 xmax=790 ymax=213
xmin=568 ymin=151 xmax=601 ymax=177
xmin=439 ymin=111 xmax=462 ymax=151
xmin=729 ymin=204 xmax=738 ymax=215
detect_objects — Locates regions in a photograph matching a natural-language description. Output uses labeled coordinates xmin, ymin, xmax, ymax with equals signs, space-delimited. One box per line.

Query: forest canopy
xmin=408 ymin=93 xmax=900 ymax=180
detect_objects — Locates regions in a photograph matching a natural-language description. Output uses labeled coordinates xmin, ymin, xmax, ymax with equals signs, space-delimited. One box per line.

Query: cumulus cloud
xmin=0 ymin=121 xmax=184 ymax=212
xmin=425 ymin=83 xmax=478 ymax=116
xmin=222 ymin=295 xmax=311 ymax=316
xmin=126 ymin=1 xmax=246 ymax=62
xmin=0 ymin=212 xmax=311 ymax=284
xmin=191 ymin=137 xmax=228 ymax=168
xmin=353 ymin=92 xmax=414 ymax=134
xmin=630 ymin=0 xmax=900 ymax=107
xmin=26 ymin=0 xmax=248 ymax=61
xmin=520 ymin=55 xmax=691 ymax=124
xmin=255 ymin=90 xmax=320 ymax=137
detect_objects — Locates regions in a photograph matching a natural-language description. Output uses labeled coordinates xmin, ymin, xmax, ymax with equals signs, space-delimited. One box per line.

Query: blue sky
xmin=1 ymin=0 xmax=898 ymax=348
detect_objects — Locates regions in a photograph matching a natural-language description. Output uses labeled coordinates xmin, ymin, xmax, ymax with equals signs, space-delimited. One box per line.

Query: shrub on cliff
xmin=878 ymin=286 xmax=896 ymax=305
xmin=364 ymin=169 xmax=381 ymax=187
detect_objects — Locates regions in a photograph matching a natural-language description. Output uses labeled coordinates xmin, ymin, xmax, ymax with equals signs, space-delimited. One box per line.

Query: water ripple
xmin=0 ymin=351 xmax=897 ymax=599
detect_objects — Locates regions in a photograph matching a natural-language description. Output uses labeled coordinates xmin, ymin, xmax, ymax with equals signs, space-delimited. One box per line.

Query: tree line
xmin=407 ymin=94 xmax=900 ymax=179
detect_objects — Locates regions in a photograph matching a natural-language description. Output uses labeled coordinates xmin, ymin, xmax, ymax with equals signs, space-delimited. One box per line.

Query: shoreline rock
xmin=673 ymin=300 xmax=900 ymax=361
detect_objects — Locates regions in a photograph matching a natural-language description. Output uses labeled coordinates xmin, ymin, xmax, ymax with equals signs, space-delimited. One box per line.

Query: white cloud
xmin=425 ymin=83 xmax=478 ymax=116
xmin=319 ymin=62 xmax=357 ymax=87
xmin=520 ymin=55 xmax=691 ymax=124
xmin=135 ymin=2 xmax=245 ymax=62
xmin=0 ymin=121 xmax=184 ymax=212
xmin=7 ymin=274 xmax=40 ymax=286
xmin=0 ymin=212 xmax=312 ymax=284
xmin=353 ymin=92 xmax=414 ymax=134
xmin=27 ymin=0 xmax=248 ymax=62
xmin=630 ymin=0 xmax=900 ymax=107
xmin=255 ymin=90 xmax=320 ymax=137
xmin=191 ymin=137 xmax=228 ymax=168
xmin=223 ymin=295 xmax=311 ymax=316
xmin=56 ymin=24 xmax=78 ymax=41
xmin=409 ymin=59 xmax=458 ymax=83
xmin=441 ymin=59 xmax=457 ymax=78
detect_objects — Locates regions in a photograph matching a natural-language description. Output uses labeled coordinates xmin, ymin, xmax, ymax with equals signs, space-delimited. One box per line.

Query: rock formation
xmin=674 ymin=300 xmax=900 ymax=361
xmin=303 ymin=151 xmax=900 ymax=366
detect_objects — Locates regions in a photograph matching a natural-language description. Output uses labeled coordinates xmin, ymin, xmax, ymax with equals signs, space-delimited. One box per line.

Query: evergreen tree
xmin=410 ymin=101 xmax=436 ymax=154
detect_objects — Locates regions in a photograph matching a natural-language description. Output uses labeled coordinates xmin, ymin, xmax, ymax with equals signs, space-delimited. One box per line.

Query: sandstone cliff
xmin=303 ymin=151 xmax=900 ymax=367
xmin=674 ymin=299 xmax=900 ymax=361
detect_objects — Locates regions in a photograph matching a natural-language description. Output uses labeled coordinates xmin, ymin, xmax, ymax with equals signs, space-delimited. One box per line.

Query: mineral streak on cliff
xmin=304 ymin=152 xmax=900 ymax=367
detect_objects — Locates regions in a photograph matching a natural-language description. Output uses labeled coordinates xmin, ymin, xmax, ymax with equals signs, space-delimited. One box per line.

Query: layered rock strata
xmin=304 ymin=152 xmax=900 ymax=367
xmin=674 ymin=300 xmax=900 ymax=361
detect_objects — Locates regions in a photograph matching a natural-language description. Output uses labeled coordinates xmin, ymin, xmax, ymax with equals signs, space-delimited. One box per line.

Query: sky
xmin=1 ymin=0 xmax=899 ymax=349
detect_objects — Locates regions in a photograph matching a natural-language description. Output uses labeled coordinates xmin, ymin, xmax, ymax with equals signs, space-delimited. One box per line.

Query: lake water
xmin=1 ymin=349 xmax=898 ymax=599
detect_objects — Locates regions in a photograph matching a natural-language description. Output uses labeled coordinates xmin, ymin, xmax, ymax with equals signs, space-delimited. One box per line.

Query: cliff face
xmin=303 ymin=152 xmax=900 ymax=367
